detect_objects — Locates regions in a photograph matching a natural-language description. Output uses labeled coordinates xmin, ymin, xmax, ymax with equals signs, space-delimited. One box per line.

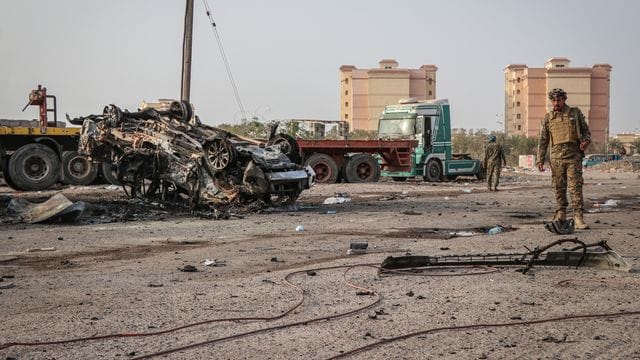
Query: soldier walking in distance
xmin=537 ymin=88 xmax=591 ymax=229
xmin=483 ymin=135 xmax=506 ymax=191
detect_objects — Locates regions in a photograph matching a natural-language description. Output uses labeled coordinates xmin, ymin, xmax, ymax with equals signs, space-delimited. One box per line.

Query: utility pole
xmin=181 ymin=0 xmax=194 ymax=102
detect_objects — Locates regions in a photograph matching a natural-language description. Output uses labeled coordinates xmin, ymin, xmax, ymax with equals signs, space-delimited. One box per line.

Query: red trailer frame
xmin=296 ymin=139 xmax=417 ymax=183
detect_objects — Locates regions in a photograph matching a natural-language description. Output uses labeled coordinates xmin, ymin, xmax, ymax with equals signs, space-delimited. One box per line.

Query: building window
xmin=517 ymin=125 xmax=521 ymax=131
xmin=344 ymin=114 xmax=349 ymax=119
xmin=344 ymin=78 xmax=349 ymax=84
xmin=428 ymin=90 xmax=432 ymax=96
xmin=555 ymin=64 xmax=564 ymax=68
xmin=428 ymin=78 xmax=433 ymax=85
xmin=344 ymin=90 xmax=348 ymax=96
xmin=516 ymin=113 xmax=521 ymax=119
xmin=516 ymin=101 xmax=520 ymax=107
xmin=345 ymin=101 xmax=348 ymax=107
xmin=517 ymin=77 xmax=521 ymax=83
xmin=516 ymin=89 xmax=520 ymax=94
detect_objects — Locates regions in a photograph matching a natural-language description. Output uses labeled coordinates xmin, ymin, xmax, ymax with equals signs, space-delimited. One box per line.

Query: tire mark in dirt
xmin=5 ymin=242 xmax=209 ymax=271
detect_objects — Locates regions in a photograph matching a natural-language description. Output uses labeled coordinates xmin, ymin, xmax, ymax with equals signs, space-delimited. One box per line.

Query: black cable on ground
xmin=132 ymin=264 xmax=382 ymax=359
xmin=326 ymin=310 xmax=640 ymax=359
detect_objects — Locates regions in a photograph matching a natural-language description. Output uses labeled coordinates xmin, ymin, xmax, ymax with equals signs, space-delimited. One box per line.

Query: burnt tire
xmin=8 ymin=143 xmax=60 ymax=191
xmin=344 ymin=154 xmax=380 ymax=183
xmin=267 ymin=133 xmax=302 ymax=165
xmin=100 ymin=162 xmax=121 ymax=185
xmin=423 ymin=159 xmax=442 ymax=182
xmin=61 ymin=151 xmax=98 ymax=185
xmin=304 ymin=153 xmax=339 ymax=184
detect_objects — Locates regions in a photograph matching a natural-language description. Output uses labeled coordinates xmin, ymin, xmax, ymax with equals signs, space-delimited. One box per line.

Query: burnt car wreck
xmin=71 ymin=100 xmax=314 ymax=211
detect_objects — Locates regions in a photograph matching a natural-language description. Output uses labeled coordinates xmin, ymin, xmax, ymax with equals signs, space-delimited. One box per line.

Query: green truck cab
xmin=378 ymin=99 xmax=484 ymax=182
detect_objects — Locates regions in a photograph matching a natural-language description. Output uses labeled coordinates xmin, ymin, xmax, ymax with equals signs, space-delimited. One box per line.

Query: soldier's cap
xmin=543 ymin=219 xmax=575 ymax=235
xmin=548 ymin=88 xmax=567 ymax=100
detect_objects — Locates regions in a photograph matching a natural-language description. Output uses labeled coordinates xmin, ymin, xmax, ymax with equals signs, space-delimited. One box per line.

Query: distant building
xmin=339 ymin=59 xmax=437 ymax=131
xmin=615 ymin=133 xmax=640 ymax=154
xmin=504 ymin=57 xmax=612 ymax=146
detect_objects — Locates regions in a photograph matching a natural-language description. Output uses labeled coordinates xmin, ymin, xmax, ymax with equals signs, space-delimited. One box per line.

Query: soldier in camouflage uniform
xmin=483 ymin=135 xmax=506 ymax=191
xmin=536 ymin=88 xmax=591 ymax=229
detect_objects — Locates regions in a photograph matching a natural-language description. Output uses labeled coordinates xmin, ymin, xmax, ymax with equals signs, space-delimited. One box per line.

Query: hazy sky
xmin=1 ymin=0 xmax=638 ymax=134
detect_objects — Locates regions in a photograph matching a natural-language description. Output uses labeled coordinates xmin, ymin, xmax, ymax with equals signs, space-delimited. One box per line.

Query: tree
xmin=607 ymin=137 xmax=624 ymax=154
xmin=349 ymin=129 xmax=378 ymax=140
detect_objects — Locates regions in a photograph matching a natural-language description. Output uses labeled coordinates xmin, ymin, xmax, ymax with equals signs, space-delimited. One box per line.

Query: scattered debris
xmin=380 ymin=240 xmax=631 ymax=273
xmin=544 ymin=219 xmax=575 ymax=235
xmin=295 ymin=225 xmax=305 ymax=232
xmin=25 ymin=247 xmax=57 ymax=252
xmin=178 ymin=265 xmax=198 ymax=272
xmin=487 ymin=226 xmax=505 ymax=235
xmin=202 ymin=259 xmax=226 ymax=267
xmin=7 ymin=193 xmax=86 ymax=223
xmin=347 ymin=242 xmax=369 ymax=255
xmin=147 ymin=283 xmax=164 ymax=288
xmin=450 ymin=230 xmax=476 ymax=237
xmin=323 ymin=196 xmax=351 ymax=205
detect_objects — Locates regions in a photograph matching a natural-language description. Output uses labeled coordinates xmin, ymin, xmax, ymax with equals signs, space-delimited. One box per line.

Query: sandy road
xmin=1 ymin=170 xmax=640 ymax=359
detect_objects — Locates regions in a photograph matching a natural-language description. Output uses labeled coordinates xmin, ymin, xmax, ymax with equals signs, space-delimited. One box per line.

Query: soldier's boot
xmin=553 ymin=209 xmax=566 ymax=221
xmin=574 ymin=213 xmax=589 ymax=230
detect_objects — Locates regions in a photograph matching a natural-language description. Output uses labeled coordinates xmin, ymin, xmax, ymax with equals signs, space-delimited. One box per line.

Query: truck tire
xmin=305 ymin=153 xmax=339 ymax=184
xmin=100 ymin=162 xmax=121 ymax=185
xmin=8 ymin=143 xmax=60 ymax=191
xmin=1 ymin=158 xmax=20 ymax=190
xmin=344 ymin=154 xmax=380 ymax=183
xmin=423 ymin=159 xmax=442 ymax=182
xmin=61 ymin=151 xmax=98 ymax=185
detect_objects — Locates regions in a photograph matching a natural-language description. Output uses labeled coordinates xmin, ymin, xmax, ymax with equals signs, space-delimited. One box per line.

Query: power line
xmin=201 ymin=0 xmax=247 ymax=121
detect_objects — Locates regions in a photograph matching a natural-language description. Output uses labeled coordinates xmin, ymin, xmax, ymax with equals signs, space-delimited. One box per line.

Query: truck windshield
xmin=378 ymin=116 xmax=416 ymax=139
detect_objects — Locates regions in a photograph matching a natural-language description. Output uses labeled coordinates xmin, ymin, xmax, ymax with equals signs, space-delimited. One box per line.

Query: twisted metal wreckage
xmin=71 ymin=100 xmax=314 ymax=211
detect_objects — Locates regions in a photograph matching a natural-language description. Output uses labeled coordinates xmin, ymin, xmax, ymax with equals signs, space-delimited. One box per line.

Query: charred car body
xmin=72 ymin=100 xmax=314 ymax=210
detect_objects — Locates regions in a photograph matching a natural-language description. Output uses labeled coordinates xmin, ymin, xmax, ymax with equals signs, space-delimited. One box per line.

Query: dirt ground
xmin=1 ymin=169 xmax=640 ymax=359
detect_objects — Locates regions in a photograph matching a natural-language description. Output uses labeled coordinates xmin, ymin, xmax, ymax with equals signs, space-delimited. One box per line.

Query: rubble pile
xmin=70 ymin=100 xmax=314 ymax=211
xmin=586 ymin=159 xmax=640 ymax=173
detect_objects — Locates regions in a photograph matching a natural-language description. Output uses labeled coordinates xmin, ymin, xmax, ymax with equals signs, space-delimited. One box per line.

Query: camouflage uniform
xmin=537 ymin=104 xmax=591 ymax=221
xmin=484 ymin=141 xmax=506 ymax=191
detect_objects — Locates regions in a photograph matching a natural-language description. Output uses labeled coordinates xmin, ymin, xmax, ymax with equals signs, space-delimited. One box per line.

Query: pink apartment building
xmin=339 ymin=59 xmax=437 ymax=131
xmin=504 ymin=57 xmax=612 ymax=146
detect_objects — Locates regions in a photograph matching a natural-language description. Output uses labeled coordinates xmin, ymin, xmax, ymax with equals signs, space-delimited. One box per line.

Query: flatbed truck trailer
xmin=296 ymin=139 xmax=417 ymax=183
xmin=0 ymin=86 xmax=110 ymax=191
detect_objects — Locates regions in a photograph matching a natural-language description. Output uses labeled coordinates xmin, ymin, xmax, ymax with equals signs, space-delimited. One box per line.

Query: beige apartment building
xmin=504 ymin=57 xmax=612 ymax=146
xmin=339 ymin=59 xmax=437 ymax=131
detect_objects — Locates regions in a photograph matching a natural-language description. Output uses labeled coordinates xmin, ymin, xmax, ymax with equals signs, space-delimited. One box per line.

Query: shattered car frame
xmin=72 ymin=100 xmax=314 ymax=210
